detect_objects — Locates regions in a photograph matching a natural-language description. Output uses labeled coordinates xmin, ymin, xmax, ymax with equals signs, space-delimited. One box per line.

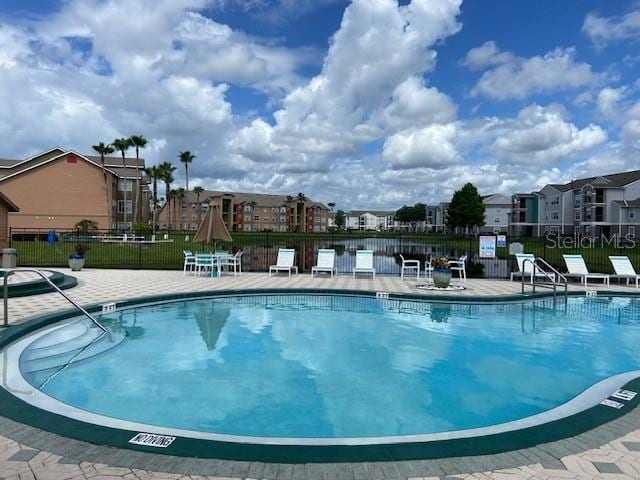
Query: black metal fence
xmin=9 ymin=228 xmax=640 ymax=279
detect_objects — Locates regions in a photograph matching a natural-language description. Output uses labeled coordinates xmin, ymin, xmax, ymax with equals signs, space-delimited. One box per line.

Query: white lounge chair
xmin=563 ymin=254 xmax=609 ymax=286
xmin=353 ymin=250 xmax=375 ymax=278
xmin=448 ymin=255 xmax=467 ymax=283
xmin=269 ymin=248 xmax=298 ymax=277
xmin=312 ymin=249 xmax=337 ymax=277
xmin=183 ymin=250 xmax=196 ymax=276
xmin=399 ymin=254 xmax=420 ymax=279
xmin=609 ymin=256 xmax=639 ymax=287
xmin=510 ymin=253 xmax=554 ymax=283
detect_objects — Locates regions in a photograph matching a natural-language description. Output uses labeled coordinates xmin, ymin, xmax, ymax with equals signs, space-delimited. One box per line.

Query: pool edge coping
xmin=0 ymin=287 xmax=640 ymax=465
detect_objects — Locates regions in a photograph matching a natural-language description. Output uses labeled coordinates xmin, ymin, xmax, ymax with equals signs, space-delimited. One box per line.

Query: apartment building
xmin=511 ymin=170 xmax=640 ymax=238
xmin=345 ymin=210 xmax=396 ymax=231
xmin=479 ymin=194 xmax=511 ymax=234
xmin=159 ymin=190 xmax=330 ymax=232
xmin=0 ymin=147 xmax=148 ymax=231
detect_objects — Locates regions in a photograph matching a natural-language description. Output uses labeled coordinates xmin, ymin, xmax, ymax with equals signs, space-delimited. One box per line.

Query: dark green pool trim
xmin=1 ymin=288 xmax=639 ymax=463
xmin=0 ymin=270 xmax=77 ymax=298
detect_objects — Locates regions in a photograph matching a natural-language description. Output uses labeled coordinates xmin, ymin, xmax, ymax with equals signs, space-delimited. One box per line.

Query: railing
xmin=521 ymin=257 xmax=568 ymax=301
xmin=9 ymin=228 xmax=640 ymax=279
xmin=2 ymin=268 xmax=107 ymax=332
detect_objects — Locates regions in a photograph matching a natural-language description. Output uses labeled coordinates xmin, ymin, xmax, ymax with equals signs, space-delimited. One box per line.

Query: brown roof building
xmin=0 ymin=192 xmax=19 ymax=247
xmin=158 ymin=190 xmax=330 ymax=233
xmin=0 ymin=147 xmax=148 ymax=232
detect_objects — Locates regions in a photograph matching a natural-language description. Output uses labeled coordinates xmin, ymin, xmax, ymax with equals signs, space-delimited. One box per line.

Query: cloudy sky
xmin=1 ymin=0 xmax=639 ymax=209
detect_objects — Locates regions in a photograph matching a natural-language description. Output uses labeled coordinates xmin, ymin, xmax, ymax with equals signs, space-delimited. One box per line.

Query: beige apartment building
xmin=0 ymin=147 xmax=148 ymax=232
xmin=158 ymin=190 xmax=330 ymax=233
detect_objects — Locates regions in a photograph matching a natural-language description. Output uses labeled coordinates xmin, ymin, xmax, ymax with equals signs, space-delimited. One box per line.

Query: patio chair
xmin=219 ymin=251 xmax=243 ymax=277
xmin=399 ymin=254 xmax=420 ymax=279
xmin=312 ymin=249 xmax=337 ymax=277
xmin=448 ymin=255 xmax=467 ymax=283
xmin=424 ymin=258 xmax=434 ymax=279
xmin=609 ymin=256 xmax=640 ymax=287
xmin=563 ymin=254 xmax=609 ymax=286
xmin=510 ymin=253 xmax=554 ymax=283
xmin=194 ymin=254 xmax=217 ymax=277
xmin=269 ymin=248 xmax=298 ymax=277
xmin=183 ymin=250 xmax=196 ymax=276
xmin=353 ymin=250 xmax=375 ymax=278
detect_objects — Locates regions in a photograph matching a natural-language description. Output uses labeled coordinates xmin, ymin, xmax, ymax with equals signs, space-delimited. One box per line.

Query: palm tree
xmin=286 ymin=195 xmax=294 ymax=232
xmin=92 ymin=142 xmax=114 ymax=228
xmin=158 ymin=161 xmax=176 ymax=229
xmin=193 ymin=186 xmax=204 ymax=224
xmin=112 ymin=137 xmax=133 ymax=230
xmin=129 ymin=135 xmax=147 ymax=225
xmin=175 ymin=187 xmax=186 ymax=230
xmin=327 ymin=202 xmax=335 ymax=212
xmin=178 ymin=151 xmax=196 ymax=190
xmin=144 ymin=165 xmax=161 ymax=232
xmin=295 ymin=192 xmax=307 ymax=232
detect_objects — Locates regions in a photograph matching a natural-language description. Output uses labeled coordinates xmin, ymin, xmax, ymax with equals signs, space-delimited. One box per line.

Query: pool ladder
xmin=521 ymin=257 xmax=568 ymax=302
xmin=1 ymin=268 xmax=107 ymax=332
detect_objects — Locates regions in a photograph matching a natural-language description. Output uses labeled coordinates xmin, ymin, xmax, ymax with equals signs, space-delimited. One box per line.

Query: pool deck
xmin=2 ymin=269 xmax=640 ymax=479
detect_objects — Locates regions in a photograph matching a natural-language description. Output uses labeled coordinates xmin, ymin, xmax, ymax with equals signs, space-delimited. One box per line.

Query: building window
xmin=552 ymin=212 xmax=559 ymax=220
xmin=244 ymin=214 xmax=251 ymax=222
xmin=117 ymin=200 xmax=132 ymax=213
xmin=630 ymin=209 xmax=636 ymax=220
xmin=263 ymin=208 xmax=268 ymax=213
xmin=117 ymin=179 xmax=133 ymax=192
xmin=550 ymin=196 xmax=559 ymax=205
xmin=244 ymin=205 xmax=252 ymax=212
xmin=253 ymin=215 xmax=260 ymax=221
xmin=244 ymin=224 xmax=251 ymax=231
xmin=629 ymin=226 xmax=635 ymax=237
xmin=280 ymin=207 xmax=287 ymax=212
xmin=116 ymin=222 xmax=131 ymax=230
xmin=575 ymin=211 xmax=581 ymax=221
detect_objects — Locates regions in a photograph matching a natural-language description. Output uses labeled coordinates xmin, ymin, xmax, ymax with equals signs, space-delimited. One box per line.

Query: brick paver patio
xmin=1 ymin=269 xmax=640 ymax=479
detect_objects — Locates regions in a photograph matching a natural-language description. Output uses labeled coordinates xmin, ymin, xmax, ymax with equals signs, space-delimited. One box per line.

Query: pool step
xmin=23 ymin=324 xmax=102 ymax=361
xmin=21 ymin=324 xmax=126 ymax=374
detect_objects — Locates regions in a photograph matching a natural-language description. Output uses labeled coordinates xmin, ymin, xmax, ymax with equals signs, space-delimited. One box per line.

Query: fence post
xmin=8 ymin=227 xmax=11 ymax=248
xmin=137 ymin=240 xmax=142 ymax=270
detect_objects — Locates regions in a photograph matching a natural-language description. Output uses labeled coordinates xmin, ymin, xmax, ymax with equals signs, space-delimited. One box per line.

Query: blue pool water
xmin=18 ymin=294 xmax=640 ymax=439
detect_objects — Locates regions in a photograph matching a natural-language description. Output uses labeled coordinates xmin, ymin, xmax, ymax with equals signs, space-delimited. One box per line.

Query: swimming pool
xmin=3 ymin=293 xmax=640 ymax=447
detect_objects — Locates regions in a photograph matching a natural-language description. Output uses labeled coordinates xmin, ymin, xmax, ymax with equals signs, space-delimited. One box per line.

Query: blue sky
xmin=0 ymin=0 xmax=639 ymax=209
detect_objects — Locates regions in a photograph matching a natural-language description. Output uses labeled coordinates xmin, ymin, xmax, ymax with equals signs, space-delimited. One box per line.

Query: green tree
xmin=446 ymin=183 xmax=486 ymax=234
xmin=112 ymin=137 xmax=133 ymax=229
xmin=75 ymin=219 xmax=98 ymax=233
xmin=178 ymin=150 xmax=196 ymax=190
xmin=175 ymin=187 xmax=186 ymax=230
xmin=395 ymin=203 xmax=427 ymax=231
xmin=193 ymin=186 xmax=205 ymax=225
xmin=129 ymin=135 xmax=147 ymax=224
xmin=158 ymin=161 xmax=176 ymax=229
xmin=91 ymin=141 xmax=114 ymax=228
xmin=334 ymin=209 xmax=346 ymax=229
xmin=144 ymin=165 xmax=162 ymax=232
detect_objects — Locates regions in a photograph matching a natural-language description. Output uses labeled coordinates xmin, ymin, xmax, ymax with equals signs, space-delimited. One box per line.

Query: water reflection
xmin=18 ymin=294 xmax=640 ymax=439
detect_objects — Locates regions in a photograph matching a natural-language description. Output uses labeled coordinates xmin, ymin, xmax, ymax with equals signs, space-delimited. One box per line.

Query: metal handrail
xmin=521 ymin=258 xmax=568 ymax=300
xmin=534 ymin=257 xmax=568 ymax=284
xmin=2 ymin=268 xmax=107 ymax=332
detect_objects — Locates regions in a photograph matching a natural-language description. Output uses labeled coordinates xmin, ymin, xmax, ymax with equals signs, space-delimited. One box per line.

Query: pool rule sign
xmin=479 ymin=236 xmax=497 ymax=259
